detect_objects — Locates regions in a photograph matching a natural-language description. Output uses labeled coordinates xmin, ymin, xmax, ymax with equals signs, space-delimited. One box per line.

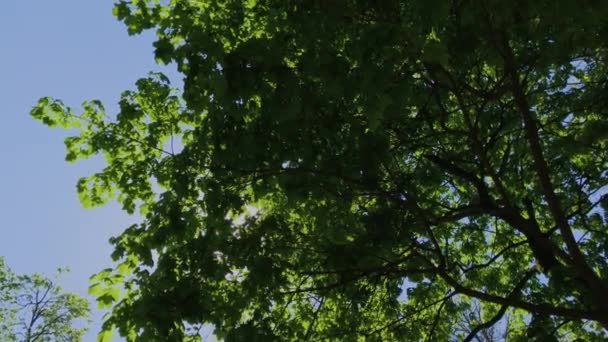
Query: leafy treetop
xmin=0 ymin=258 xmax=90 ymax=341
xmin=32 ymin=0 xmax=608 ymax=340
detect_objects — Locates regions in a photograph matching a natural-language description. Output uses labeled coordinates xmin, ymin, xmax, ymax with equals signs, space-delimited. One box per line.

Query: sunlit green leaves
xmin=31 ymin=0 xmax=608 ymax=340
xmin=0 ymin=259 xmax=90 ymax=341
xmin=97 ymin=329 xmax=114 ymax=342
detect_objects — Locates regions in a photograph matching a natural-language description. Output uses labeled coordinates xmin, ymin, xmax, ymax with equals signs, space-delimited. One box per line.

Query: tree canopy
xmin=0 ymin=258 xmax=90 ymax=341
xmin=32 ymin=0 xmax=608 ymax=340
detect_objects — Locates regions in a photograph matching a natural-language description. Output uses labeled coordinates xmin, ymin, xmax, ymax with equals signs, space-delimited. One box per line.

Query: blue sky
xmin=0 ymin=1 xmax=178 ymax=339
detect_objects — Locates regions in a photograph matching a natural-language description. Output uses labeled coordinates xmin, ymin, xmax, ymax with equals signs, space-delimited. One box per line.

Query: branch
xmin=490 ymin=206 xmax=560 ymax=271
xmin=283 ymin=266 xmax=434 ymax=295
xmin=426 ymin=293 xmax=450 ymax=342
xmin=423 ymin=154 xmax=489 ymax=203
xmin=303 ymin=296 xmax=325 ymax=340
xmin=437 ymin=268 xmax=603 ymax=322
xmin=462 ymin=271 xmax=534 ymax=342
xmin=463 ymin=239 xmax=528 ymax=274
xmin=500 ymin=33 xmax=608 ymax=310
xmin=367 ymin=291 xmax=457 ymax=336
xmin=425 ymin=153 xmax=562 ymax=271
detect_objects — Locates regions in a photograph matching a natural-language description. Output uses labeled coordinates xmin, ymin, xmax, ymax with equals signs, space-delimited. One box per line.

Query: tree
xmin=32 ymin=0 xmax=608 ymax=340
xmin=0 ymin=258 xmax=90 ymax=341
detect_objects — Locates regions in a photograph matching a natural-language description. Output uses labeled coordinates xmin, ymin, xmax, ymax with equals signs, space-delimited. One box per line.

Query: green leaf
xmin=97 ymin=329 xmax=114 ymax=342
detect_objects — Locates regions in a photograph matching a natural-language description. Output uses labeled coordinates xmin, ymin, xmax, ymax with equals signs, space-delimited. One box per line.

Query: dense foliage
xmin=33 ymin=0 xmax=608 ymax=340
xmin=0 ymin=258 xmax=90 ymax=341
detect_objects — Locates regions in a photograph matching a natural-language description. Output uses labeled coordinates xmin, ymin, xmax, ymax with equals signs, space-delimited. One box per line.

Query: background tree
xmin=0 ymin=257 xmax=90 ymax=341
xmin=32 ymin=0 xmax=608 ymax=340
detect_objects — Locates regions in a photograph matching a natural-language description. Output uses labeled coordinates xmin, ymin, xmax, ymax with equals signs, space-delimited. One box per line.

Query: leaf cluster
xmin=32 ymin=0 xmax=608 ymax=340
